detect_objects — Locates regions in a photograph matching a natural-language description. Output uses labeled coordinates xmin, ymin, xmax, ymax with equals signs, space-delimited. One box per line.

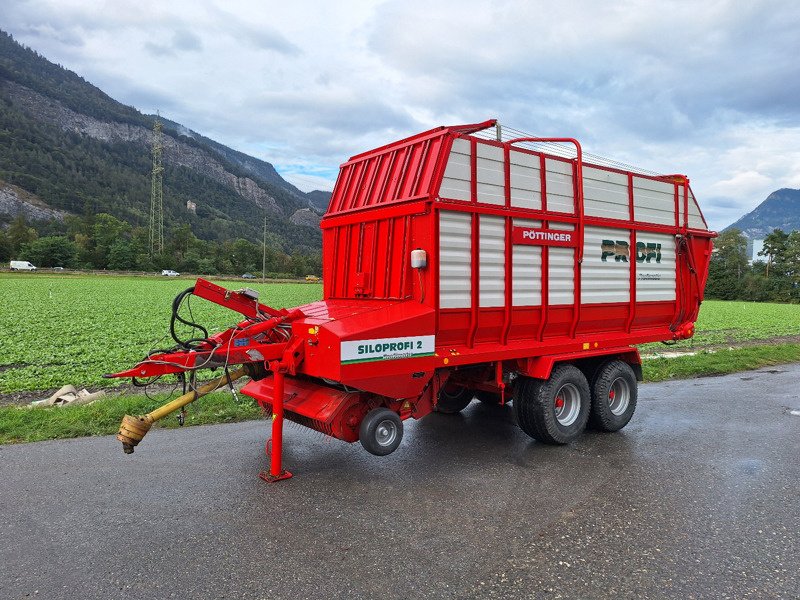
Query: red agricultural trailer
xmin=110 ymin=119 xmax=715 ymax=481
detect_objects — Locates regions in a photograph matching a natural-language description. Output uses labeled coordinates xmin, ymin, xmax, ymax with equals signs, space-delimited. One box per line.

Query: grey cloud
xmin=366 ymin=0 xmax=800 ymax=145
xmin=144 ymin=41 xmax=175 ymax=57
xmin=240 ymin=27 xmax=301 ymax=56
xmin=145 ymin=30 xmax=203 ymax=57
xmin=206 ymin=5 xmax=302 ymax=56
xmin=707 ymin=197 xmax=745 ymax=210
xmin=173 ymin=30 xmax=202 ymax=52
xmin=13 ymin=23 xmax=84 ymax=47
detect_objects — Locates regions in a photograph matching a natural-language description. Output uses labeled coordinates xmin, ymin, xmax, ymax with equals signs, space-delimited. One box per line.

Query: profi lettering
xmin=601 ymin=240 xmax=630 ymax=262
xmin=636 ymin=242 xmax=662 ymax=263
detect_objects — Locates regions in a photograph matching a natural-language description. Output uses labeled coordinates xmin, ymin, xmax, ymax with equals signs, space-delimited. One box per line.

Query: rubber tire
xmin=513 ymin=365 xmax=590 ymax=444
xmin=475 ymin=390 xmax=504 ymax=404
xmin=589 ymin=360 xmax=637 ymax=432
xmin=359 ymin=407 xmax=403 ymax=456
xmin=435 ymin=385 xmax=473 ymax=414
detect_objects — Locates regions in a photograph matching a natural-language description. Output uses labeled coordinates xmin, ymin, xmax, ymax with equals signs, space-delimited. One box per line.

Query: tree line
xmin=706 ymin=228 xmax=800 ymax=302
xmin=0 ymin=213 xmax=321 ymax=278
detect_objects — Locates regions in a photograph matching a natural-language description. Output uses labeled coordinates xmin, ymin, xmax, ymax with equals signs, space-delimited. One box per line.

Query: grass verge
xmin=0 ymin=391 xmax=263 ymax=445
xmin=2 ymin=343 xmax=800 ymax=445
xmin=642 ymin=343 xmax=800 ymax=382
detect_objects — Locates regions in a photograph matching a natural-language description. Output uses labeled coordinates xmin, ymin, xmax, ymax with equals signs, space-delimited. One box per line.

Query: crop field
xmin=640 ymin=300 xmax=800 ymax=353
xmin=0 ymin=274 xmax=322 ymax=395
xmin=1 ymin=273 xmax=800 ymax=396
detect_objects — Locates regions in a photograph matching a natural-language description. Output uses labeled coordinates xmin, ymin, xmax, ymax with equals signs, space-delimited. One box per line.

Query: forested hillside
xmin=0 ymin=30 xmax=328 ymax=275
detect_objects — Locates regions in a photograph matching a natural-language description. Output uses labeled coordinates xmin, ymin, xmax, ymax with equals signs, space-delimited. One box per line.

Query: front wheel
xmin=359 ymin=407 xmax=403 ymax=456
xmin=589 ymin=360 xmax=637 ymax=432
xmin=513 ymin=365 xmax=590 ymax=444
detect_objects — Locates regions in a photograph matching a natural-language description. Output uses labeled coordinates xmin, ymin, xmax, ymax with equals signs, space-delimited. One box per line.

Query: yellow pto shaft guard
xmin=116 ymin=366 xmax=248 ymax=454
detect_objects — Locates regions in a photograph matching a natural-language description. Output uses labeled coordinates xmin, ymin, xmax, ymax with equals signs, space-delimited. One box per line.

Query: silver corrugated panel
xmin=636 ymin=232 xmax=676 ymax=301
xmin=439 ymin=211 xmax=472 ymax=308
xmin=545 ymin=158 xmax=575 ymax=213
xmin=581 ymin=226 xmax=631 ymax=304
xmin=687 ymin=190 xmax=706 ymax=229
xmin=440 ymin=138 xmax=472 ymax=201
xmin=583 ymin=166 xmax=629 ymax=221
xmin=512 ymin=218 xmax=542 ymax=306
xmin=476 ymin=143 xmax=505 ymax=205
xmin=510 ymin=150 xmax=542 ymax=210
xmin=633 ymin=178 xmax=675 ymax=226
xmin=479 ymin=215 xmax=505 ymax=307
xmin=549 ymin=222 xmax=575 ymax=305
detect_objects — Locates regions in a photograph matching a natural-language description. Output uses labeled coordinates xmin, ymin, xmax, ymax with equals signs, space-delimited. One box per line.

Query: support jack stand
xmin=258 ymin=469 xmax=293 ymax=483
xmin=258 ymin=361 xmax=292 ymax=483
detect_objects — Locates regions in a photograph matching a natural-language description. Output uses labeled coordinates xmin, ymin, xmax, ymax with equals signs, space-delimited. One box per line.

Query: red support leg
xmin=259 ymin=361 xmax=293 ymax=483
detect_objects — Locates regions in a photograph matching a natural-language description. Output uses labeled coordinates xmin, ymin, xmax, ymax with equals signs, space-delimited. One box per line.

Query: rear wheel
xmin=435 ymin=384 xmax=473 ymax=413
xmin=589 ymin=360 xmax=637 ymax=432
xmin=359 ymin=407 xmax=403 ymax=456
xmin=513 ymin=365 xmax=590 ymax=444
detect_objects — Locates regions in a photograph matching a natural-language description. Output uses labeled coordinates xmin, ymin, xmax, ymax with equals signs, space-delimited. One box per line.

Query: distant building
xmin=186 ymin=200 xmax=197 ymax=214
xmin=749 ymin=239 xmax=764 ymax=264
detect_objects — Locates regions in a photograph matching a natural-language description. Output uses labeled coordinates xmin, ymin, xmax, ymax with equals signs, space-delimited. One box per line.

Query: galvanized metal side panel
xmin=476 ymin=143 xmax=505 ymax=205
xmin=510 ymin=150 xmax=542 ymax=210
xmin=440 ymin=138 xmax=472 ymax=201
xmin=583 ymin=166 xmax=629 ymax=221
xmin=479 ymin=215 xmax=505 ymax=307
xmin=512 ymin=218 xmax=542 ymax=306
xmin=545 ymin=158 xmax=575 ymax=213
xmin=633 ymin=178 xmax=675 ymax=226
xmin=636 ymin=232 xmax=676 ymax=301
xmin=549 ymin=222 xmax=574 ymax=305
xmin=439 ymin=211 xmax=472 ymax=308
xmin=687 ymin=189 xmax=706 ymax=229
xmin=581 ymin=226 xmax=630 ymax=304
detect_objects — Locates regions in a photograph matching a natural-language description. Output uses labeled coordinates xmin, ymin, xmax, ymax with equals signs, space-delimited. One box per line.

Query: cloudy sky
xmin=4 ymin=0 xmax=800 ymax=229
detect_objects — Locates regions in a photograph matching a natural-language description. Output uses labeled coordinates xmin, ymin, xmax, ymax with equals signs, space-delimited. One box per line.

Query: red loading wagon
xmin=111 ymin=119 xmax=716 ymax=481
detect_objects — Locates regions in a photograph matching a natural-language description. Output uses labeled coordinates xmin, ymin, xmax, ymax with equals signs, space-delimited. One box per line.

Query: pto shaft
xmin=117 ymin=366 xmax=248 ymax=454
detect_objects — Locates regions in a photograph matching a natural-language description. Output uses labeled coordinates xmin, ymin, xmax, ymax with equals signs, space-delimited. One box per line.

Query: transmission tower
xmin=149 ymin=115 xmax=164 ymax=255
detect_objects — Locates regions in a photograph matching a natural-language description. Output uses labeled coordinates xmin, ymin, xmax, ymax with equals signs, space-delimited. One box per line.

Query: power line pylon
xmin=149 ymin=115 xmax=164 ymax=255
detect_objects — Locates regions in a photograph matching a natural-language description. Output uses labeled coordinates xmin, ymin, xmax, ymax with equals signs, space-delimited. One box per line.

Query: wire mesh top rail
xmin=471 ymin=123 xmax=663 ymax=178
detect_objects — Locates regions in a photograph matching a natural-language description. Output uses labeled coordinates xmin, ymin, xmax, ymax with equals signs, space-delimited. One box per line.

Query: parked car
xmin=10 ymin=261 xmax=36 ymax=271
xmin=52 ymin=266 xmax=65 ymax=271
xmin=161 ymin=269 xmax=180 ymax=277
xmin=305 ymin=275 xmax=321 ymax=282
xmin=241 ymin=273 xmax=256 ymax=279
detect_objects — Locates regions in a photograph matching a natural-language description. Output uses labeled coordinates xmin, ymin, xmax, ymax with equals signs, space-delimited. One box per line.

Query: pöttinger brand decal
xmin=512 ymin=227 xmax=575 ymax=247
xmin=341 ymin=335 xmax=435 ymax=365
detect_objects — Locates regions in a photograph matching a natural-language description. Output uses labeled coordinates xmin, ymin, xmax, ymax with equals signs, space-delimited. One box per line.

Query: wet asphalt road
xmin=1 ymin=365 xmax=799 ymax=600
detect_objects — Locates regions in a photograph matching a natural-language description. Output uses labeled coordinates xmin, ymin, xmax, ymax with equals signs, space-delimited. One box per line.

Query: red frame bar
xmin=625 ymin=173 xmax=637 ymax=333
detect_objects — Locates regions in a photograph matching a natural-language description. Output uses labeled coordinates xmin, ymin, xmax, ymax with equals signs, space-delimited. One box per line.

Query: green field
xmin=0 ymin=274 xmax=322 ymax=394
xmin=2 ymin=273 xmax=800 ymax=396
xmin=640 ymin=300 xmax=800 ymax=353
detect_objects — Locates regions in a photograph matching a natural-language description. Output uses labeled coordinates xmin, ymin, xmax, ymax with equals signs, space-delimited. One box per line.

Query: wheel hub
xmin=375 ymin=420 xmax=398 ymax=447
xmin=608 ymin=378 xmax=630 ymax=416
xmin=553 ymin=383 xmax=580 ymax=426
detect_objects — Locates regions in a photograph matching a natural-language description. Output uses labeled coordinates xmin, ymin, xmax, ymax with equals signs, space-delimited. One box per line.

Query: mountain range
xmin=724 ymin=188 xmax=800 ymax=239
xmin=0 ymin=29 xmax=331 ymax=253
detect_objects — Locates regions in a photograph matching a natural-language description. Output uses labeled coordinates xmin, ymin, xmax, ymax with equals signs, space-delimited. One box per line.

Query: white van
xmin=10 ymin=261 xmax=37 ymax=271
